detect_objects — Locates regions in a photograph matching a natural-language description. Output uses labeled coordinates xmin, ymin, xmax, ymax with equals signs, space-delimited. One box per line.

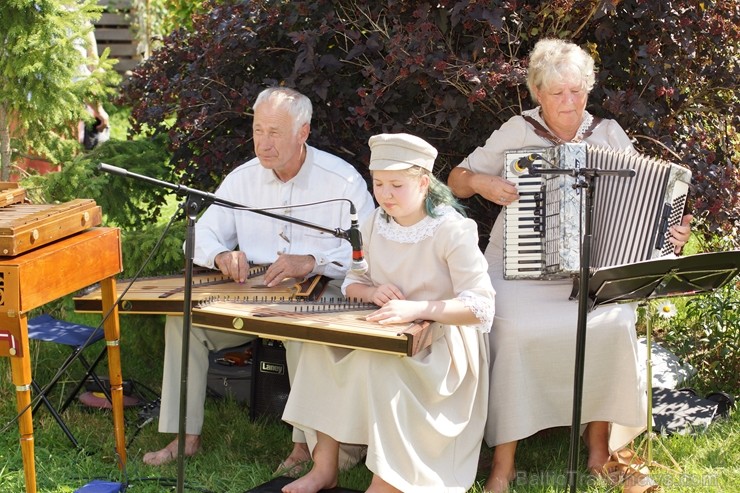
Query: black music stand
xmin=567 ymin=250 xmax=740 ymax=490
xmin=588 ymin=251 xmax=740 ymax=308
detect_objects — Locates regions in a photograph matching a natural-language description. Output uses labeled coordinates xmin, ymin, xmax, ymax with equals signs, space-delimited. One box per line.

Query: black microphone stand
xmin=98 ymin=163 xmax=353 ymax=493
xmin=567 ymin=168 xmax=596 ymax=493
xmin=178 ymin=193 xmax=200 ymax=491
xmin=528 ymin=163 xmax=634 ymax=492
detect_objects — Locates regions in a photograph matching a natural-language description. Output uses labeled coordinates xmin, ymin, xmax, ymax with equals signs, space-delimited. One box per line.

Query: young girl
xmin=281 ymin=133 xmax=495 ymax=493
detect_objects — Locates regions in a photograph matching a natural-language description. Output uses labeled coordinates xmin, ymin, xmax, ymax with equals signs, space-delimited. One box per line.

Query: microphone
xmin=514 ymin=154 xmax=542 ymax=175
xmin=348 ymin=204 xmax=368 ymax=274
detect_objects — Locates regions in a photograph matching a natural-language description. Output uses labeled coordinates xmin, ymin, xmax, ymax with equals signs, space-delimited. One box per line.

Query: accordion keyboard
xmin=503 ymin=166 xmax=547 ymax=276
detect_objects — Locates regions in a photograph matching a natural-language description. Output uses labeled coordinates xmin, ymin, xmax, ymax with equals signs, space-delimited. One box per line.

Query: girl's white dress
xmin=282 ymin=206 xmax=495 ymax=492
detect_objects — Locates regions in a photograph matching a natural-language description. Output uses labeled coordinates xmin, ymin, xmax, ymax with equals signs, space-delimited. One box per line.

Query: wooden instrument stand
xmin=0 ymin=228 xmax=124 ymax=493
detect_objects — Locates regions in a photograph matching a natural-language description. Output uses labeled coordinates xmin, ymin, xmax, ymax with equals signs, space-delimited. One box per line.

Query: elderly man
xmin=143 ymin=87 xmax=374 ymax=474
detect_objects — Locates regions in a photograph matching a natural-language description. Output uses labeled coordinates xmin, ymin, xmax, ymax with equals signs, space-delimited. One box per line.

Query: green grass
xmin=2 ymin=305 xmax=739 ymax=492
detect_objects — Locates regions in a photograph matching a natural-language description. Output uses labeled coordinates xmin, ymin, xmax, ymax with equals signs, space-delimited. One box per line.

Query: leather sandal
xmin=611 ymin=447 xmax=651 ymax=476
xmin=273 ymin=459 xmax=311 ymax=479
xmin=601 ymin=461 xmax=661 ymax=493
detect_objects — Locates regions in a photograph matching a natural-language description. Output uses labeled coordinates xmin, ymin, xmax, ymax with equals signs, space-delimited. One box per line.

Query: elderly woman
xmin=448 ymin=39 xmax=691 ymax=492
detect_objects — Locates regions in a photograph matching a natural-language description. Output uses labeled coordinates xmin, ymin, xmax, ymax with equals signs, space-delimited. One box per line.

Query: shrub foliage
xmin=660 ymin=281 xmax=740 ymax=391
xmin=120 ymin=0 xmax=739 ymax=246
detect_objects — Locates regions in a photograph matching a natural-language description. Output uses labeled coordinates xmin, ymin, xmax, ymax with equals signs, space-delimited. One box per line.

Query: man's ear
xmin=299 ymin=122 xmax=310 ymax=143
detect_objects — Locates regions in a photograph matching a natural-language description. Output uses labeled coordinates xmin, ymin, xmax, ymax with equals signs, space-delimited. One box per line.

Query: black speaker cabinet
xmin=250 ymin=338 xmax=291 ymax=421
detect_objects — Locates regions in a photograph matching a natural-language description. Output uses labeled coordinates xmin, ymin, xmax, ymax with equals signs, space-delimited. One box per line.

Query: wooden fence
xmin=94 ymin=0 xmax=141 ymax=76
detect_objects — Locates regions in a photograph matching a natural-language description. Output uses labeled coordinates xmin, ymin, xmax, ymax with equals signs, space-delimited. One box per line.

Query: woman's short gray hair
xmin=253 ymin=87 xmax=313 ymax=135
xmin=526 ymin=39 xmax=596 ymax=103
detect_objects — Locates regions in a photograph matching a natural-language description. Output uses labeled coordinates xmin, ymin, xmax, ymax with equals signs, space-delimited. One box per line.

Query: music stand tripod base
xmin=588 ymin=251 xmax=740 ymax=474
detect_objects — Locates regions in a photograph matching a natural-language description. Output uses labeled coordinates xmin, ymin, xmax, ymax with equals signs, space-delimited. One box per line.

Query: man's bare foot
xmin=275 ymin=442 xmax=312 ymax=478
xmin=281 ymin=464 xmax=337 ymax=493
xmin=143 ymin=434 xmax=201 ymax=466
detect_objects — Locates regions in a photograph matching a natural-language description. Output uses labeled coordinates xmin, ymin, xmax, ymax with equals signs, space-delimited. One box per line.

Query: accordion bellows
xmin=504 ymin=143 xmax=691 ymax=280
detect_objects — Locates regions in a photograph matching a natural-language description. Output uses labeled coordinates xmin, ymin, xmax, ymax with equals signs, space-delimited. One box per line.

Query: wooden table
xmin=0 ymin=227 xmax=124 ymax=493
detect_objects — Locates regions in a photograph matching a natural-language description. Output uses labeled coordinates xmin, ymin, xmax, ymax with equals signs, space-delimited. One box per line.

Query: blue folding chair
xmin=27 ymin=314 xmax=111 ymax=448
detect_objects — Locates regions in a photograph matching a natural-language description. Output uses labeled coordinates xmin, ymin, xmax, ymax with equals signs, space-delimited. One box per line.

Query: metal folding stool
xmin=27 ymin=314 xmax=111 ymax=448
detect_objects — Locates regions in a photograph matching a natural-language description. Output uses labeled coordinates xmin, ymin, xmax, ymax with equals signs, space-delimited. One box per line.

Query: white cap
xmin=368 ymin=133 xmax=437 ymax=172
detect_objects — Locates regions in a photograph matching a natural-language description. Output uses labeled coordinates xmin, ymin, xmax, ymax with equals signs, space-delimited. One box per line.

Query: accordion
xmin=503 ymin=143 xmax=691 ymax=280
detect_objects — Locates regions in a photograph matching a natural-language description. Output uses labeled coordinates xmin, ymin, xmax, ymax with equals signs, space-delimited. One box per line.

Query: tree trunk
xmin=0 ymin=105 xmax=12 ymax=182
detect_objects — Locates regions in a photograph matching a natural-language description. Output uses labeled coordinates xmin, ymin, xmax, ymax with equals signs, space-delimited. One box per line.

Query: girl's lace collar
xmin=522 ymin=107 xmax=594 ymax=143
xmin=375 ymin=205 xmax=458 ymax=244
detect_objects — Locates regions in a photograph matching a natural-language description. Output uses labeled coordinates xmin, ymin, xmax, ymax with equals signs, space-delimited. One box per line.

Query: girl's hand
xmin=368 ymin=283 xmax=405 ymax=306
xmin=366 ymin=299 xmax=421 ymax=325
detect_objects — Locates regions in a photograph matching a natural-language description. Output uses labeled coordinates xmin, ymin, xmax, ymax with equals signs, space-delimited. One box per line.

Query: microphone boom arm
xmin=519 ymin=154 xmax=635 ymax=179
xmin=528 ymin=167 xmax=635 ymax=178
xmin=99 ymin=163 xmax=350 ymax=240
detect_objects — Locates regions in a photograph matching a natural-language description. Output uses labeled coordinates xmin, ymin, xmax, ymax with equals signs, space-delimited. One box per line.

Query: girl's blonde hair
xmin=376 ymin=166 xmax=466 ymax=221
